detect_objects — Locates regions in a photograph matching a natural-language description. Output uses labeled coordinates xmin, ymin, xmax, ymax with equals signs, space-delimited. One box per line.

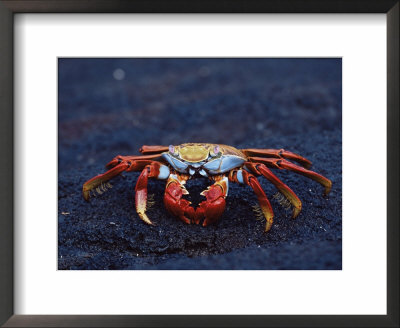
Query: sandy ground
xmin=58 ymin=58 xmax=342 ymax=270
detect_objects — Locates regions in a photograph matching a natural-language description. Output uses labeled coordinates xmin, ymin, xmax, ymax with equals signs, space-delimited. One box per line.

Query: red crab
xmin=83 ymin=143 xmax=331 ymax=232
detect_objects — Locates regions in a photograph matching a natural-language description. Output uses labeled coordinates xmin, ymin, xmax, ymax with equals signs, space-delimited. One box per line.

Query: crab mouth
xmin=178 ymin=178 xmax=210 ymax=205
xmin=187 ymin=166 xmax=208 ymax=177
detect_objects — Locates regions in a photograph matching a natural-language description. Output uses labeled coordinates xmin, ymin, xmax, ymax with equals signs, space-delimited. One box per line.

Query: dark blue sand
xmin=58 ymin=58 xmax=342 ymax=270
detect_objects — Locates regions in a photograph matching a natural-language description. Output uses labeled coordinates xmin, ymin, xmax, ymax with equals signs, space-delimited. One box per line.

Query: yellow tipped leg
xmin=138 ymin=212 xmax=154 ymax=226
xmin=243 ymin=148 xmax=312 ymax=168
xmin=260 ymin=203 xmax=274 ymax=232
xmin=247 ymin=163 xmax=303 ymax=219
xmin=229 ymin=169 xmax=275 ymax=232
xmin=277 ymin=159 xmax=332 ymax=196
xmin=135 ymin=166 xmax=155 ymax=225
xmin=134 ymin=162 xmax=168 ymax=225
xmin=82 ymin=162 xmax=129 ymax=201
xmin=82 ymin=185 xmax=91 ymax=201
xmin=246 ymin=158 xmax=332 ymax=197
xmin=324 ymin=180 xmax=332 ymax=196
xmin=247 ymin=176 xmax=274 ymax=232
xmin=135 ymin=188 xmax=154 ymax=225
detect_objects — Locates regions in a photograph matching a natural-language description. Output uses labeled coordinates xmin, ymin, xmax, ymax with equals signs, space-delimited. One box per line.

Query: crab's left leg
xmin=247 ymin=158 xmax=332 ymax=195
xmin=194 ymin=176 xmax=229 ymax=226
xmin=229 ymin=169 xmax=274 ymax=232
xmin=245 ymin=162 xmax=303 ymax=218
xmin=242 ymin=148 xmax=312 ymax=169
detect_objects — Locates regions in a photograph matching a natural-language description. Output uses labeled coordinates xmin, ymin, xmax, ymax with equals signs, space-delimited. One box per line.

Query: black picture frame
xmin=0 ymin=1 xmax=398 ymax=327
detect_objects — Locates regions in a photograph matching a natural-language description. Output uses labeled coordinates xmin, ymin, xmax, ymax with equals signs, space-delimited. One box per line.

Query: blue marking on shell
xmin=203 ymin=158 xmax=221 ymax=171
xmin=157 ymin=164 xmax=170 ymax=179
xmin=236 ymin=170 xmax=244 ymax=184
xmin=190 ymin=162 xmax=204 ymax=168
xmin=162 ymin=153 xmax=188 ymax=173
xmin=199 ymin=169 xmax=208 ymax=177
xmin=220 ymin=156 xmax=245 ymax=173
xmin=204 ymin=155 xmax=245 ymax=174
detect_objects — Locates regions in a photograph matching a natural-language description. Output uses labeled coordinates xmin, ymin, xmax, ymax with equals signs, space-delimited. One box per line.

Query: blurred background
xmin=58 ymin=58 xmax=342 ymax=270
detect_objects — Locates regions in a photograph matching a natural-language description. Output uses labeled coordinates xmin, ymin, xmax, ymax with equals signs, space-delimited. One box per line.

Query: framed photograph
xmin=58 ymin=57 xmax=342 ymax=271
xmin=0 ymin=1 xmax=398 ymax=327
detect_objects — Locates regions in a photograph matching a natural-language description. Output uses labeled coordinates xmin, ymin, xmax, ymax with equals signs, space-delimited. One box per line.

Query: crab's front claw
xmin=195 ymin=177 xmax=228 ymax=226
xmin=164 ymin=178 xmax=195 ymax=224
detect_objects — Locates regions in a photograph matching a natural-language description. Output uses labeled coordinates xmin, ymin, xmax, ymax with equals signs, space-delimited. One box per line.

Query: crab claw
xmin=194 ymin=177 xmax=228 ymax=226
xmin=164 ymin=176 xmax=195 ymax=224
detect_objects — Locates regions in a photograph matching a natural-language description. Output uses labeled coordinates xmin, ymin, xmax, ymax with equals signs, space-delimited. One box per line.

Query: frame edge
xmin=387 ymin=2 xmax=400 ymax=326
xmin=1 ymin=0 xmax=399 ymax=327
xmin=0 ymin=1 xmax=14 ymax=327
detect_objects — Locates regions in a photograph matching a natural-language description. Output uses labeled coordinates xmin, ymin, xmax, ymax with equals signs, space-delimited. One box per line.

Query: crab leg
xmin=248 ymin=157 xmax=332 ymax=195
xmin=135 ymin=162 xmax=170 ymax=225
xmin=242 ymin=148 xmax=312 ymax=169
xmin=139 ymin=145 xmax=169 ymax=155
xmin=82 ymin=158 xmax=157 ymax=201
xmin=245 ymin=162 xmax=302 ymax=218
xmin=229 ymin=169 xmax=274 ymax=232
xmin=83 ymin=162 xmax=130 ymax=201
xmin=163 ymin=174 xmax=195 ymax=224
xmin=194 ymin=176 xmax=229 ymax=227
xmin=105 ymin=154 xmax=163 ymax=169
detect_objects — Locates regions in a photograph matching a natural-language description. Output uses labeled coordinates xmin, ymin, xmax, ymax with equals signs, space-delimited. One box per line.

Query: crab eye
xmin=210 ymin=145 xmax=220 ymax=157
xmin=169 ymin=145 xmax=178 ymax=155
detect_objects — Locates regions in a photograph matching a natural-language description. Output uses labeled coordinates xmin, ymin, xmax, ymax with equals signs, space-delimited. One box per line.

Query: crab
xmin=82 ymin=143 xmax=332 ymax=232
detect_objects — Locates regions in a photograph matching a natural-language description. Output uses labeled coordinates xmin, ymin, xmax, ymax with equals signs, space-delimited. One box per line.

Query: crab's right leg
xmin=229 ymin=169 xmax=274 ymax=232
xmin=105 ymin=154 xmax=163 ymax=169
xmin=139 ymin=145 xmax=169 ymax=155
xmin=134 ymin=162 xmax=170 ymax=225
xmin=82 ymin=153 xmax=163 ymax=201
xmin=83 ymin=155 xmax=171 ymax=225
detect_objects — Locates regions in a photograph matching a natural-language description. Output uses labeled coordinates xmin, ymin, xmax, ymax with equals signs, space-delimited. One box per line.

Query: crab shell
xmin=162 ymin=143 xmax=247 ymax=177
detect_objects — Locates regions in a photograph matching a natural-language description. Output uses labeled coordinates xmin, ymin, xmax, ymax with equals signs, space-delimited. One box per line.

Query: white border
xmin=14 ymin=14 xmax=387 ymax=315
